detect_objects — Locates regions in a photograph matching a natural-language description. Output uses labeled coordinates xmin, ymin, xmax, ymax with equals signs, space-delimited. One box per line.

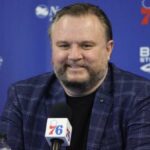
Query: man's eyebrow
xmin=80 ymin=41 xmax=95 ymax=43
xmin=56 ymin=41 xmax=69 ymax=44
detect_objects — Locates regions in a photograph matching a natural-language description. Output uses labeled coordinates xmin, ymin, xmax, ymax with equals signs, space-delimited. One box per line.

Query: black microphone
xmin=45 ymin=102 xmax=72 ymax=150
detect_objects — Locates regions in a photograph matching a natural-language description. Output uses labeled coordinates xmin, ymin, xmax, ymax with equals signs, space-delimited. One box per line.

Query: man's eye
xmin=81 ymin=44 xmax=93 ymax=50
xmin=58 ymin=44 xmax=70 ymax=49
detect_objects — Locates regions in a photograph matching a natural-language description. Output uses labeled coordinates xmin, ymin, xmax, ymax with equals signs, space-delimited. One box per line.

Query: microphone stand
xmin=51 ymin=139 xmax=63 ymax=150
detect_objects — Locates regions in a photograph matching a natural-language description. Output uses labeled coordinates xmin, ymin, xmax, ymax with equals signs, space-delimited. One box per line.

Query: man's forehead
xmin=50 ymin=14 xmax=107 ymax=42
xmin=54 ymin=14 xmax=100 ymax=23
xmin=56 ymin=40 xmax=95 ymax=44
xmin=51 ymin=14 xmax=105 ymax=33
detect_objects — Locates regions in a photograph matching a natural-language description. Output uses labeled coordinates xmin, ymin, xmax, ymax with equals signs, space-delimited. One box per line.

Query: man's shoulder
xmin=7 ymin=72 xmax=62 ymax=103
xmin=111 ymin=63 xmax=150 ymax=83
xmin=11 ymin=72 xmax=58 ymax=90
xmin=110 ymin=63 xmax=150 ymax=96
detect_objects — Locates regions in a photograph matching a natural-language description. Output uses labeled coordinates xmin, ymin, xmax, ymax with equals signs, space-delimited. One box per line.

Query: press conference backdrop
xmin=0 ymin=0 xmax=150 ymax=113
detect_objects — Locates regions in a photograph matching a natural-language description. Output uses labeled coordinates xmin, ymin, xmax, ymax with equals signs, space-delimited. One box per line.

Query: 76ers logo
xmin=141 ymin=0 xmax=150 ymax=25
xmin=66 ymin=128 xmax=71 ymax=142
xmin=49 ymin=120 xmax=63 ymax=135
xmin=48 ymin=120 xmax=71 ymax=142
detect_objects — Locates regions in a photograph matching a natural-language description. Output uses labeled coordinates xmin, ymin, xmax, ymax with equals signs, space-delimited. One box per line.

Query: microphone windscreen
xmin=50 ymin=102 xmax=72 ymax=122
xmin=45 ymin=102 xmax=72 ymax=147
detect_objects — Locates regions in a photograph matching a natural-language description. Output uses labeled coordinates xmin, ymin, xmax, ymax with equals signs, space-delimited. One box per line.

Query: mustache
xmin=65 ymin=61 xmax=88 ymax=68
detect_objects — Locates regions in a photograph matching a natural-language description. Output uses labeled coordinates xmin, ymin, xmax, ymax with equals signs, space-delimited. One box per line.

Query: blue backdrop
xmin=0 ymin=0 xmax=150 ymax=113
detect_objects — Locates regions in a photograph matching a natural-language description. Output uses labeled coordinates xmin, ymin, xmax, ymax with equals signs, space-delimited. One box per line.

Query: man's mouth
xmin=68 ymin=66 xmax=84 ymax=69
xmin=67 ymin=63 xmax=85 ymax=68
xmin=66 ymin=62 xmax=86 ymax=67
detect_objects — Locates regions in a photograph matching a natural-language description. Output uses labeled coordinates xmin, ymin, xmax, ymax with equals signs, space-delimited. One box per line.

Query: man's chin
xmin=56 ymin=71 xmax=90 ymax=88
xmin=65 ymin=79 xmax=86 ymax=84
xmin=66 ymin=76 xmax=89 ymax=83
xmin=61 ymin=79 xmax=89 ymax=91
xmin=61 ymin=74 xmax=88 ymax=84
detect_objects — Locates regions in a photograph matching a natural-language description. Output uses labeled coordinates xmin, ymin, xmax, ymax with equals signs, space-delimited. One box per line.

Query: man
xmin=0 ymin=3 xmax=150 ymax=150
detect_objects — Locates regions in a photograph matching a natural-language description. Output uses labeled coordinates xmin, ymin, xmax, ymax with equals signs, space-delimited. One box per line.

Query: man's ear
xmin=106 ymin=40 xmax=114 ymax=60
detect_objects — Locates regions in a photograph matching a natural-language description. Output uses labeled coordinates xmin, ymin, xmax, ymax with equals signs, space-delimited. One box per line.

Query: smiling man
xmin=51 ymin=13 xmax=113 ymax=97
xmin=0 ymin=3 xmax=150 ymax=150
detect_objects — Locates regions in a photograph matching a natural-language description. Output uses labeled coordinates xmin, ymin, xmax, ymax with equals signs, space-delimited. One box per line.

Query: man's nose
xmin=68 ymin=46 xmax=83 ymax=60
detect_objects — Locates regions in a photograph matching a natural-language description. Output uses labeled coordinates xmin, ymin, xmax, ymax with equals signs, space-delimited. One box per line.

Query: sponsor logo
xmin=139 ymin=47 xmax=150 ymax=73
xmin=35 ymin=5 xmax=49 ymax=18
xmin=0 ymin=56 xmax=3 ymax=69
xmin=35 ymin=4 xmax=60 ymax=21
xmin=141 ymin=0 xmax=150 ymax=25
